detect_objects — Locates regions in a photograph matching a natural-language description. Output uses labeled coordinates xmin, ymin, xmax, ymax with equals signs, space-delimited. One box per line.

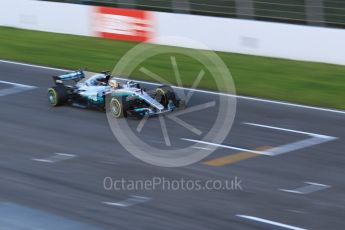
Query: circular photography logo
xmin=106 ymin=36 xmax=236 ymax=167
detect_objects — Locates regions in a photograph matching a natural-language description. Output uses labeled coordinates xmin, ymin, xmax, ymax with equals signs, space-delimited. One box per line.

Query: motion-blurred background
xmin=42 ymin=0 xmax=345 ymax=27
xmin=0 ymin=1 xmax=345 ymax=230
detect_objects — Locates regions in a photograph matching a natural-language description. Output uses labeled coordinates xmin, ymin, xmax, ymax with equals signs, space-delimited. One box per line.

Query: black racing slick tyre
xmin=155 ymin=85 xmax=176 ymax=107
xmin=48 ymin=85 xmax=68 ymax=106
xmin=110 ymin=96 xmax=128 ymax=118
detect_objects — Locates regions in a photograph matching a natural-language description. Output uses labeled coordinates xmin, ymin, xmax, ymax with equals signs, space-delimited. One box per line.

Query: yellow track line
xmin=203 ymin=146 xmax=272 ymax=166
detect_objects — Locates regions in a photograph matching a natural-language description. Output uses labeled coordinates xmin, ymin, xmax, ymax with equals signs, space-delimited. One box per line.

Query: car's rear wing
xmin=53 ymin=70 xmax=85 ymax=84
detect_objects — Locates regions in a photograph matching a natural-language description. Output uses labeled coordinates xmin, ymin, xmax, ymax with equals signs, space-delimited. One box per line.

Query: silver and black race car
xmin=47 ymin=70 xmax=185 ymax=118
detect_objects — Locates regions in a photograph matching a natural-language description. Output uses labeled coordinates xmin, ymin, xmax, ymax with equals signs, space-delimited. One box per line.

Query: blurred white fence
xmin=0 ymin=0 xmax=90 ymax=36
xmin=154 ymin=12 xmax=345 ymax=65
xmin=38 ymin=0 xmax=345 ymax=28
xmin=1 ymin=0 xmax=345 ymax=65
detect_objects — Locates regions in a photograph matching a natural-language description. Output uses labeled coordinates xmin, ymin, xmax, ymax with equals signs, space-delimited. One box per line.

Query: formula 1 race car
xmin=47 ymin=70 xmax=185 ymax=118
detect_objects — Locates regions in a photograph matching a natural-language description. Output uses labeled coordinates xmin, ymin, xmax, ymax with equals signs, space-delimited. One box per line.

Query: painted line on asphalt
xmin=244 ymin=122 xmax=334 ymax=139
xmin=236 ymin=215 xmax=307 ymax=230
xmin=191 ymin=146 xmax=212 ymax=151
xmin=266 ymin=137 xmax=334 ymax=156
xmin=203 ymin=146 xmax=271 ymax=166
xmin=182 ymin=138 xmax=273 ymax=156
xmin=32 ymin=153 xmax=76 ymax=163
xmin=279 ymin=189 xmax=304 ymax=194
xmin=103 ymin=195 xmax=151 ymax=207
xmin=184 ymin=122 xmax=337 ymax=158
xmin=305 ymin=181 xmax=329 ymax=187
xmin=1 ymin=59 xmax=345 ymax=115
xmin=279 ymin=182 xmax=330 ymax=195
xmin=244 ymin=122 xmax=337 ymax=156
xmin=0 ymin=80 xmax=36 ymax=97
xmin=0 ymin=60 xmax=69 ymax=72
xmin=0 ymin=80 xmax=37 ymax=88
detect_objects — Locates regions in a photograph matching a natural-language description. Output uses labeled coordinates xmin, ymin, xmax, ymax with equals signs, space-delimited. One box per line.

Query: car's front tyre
xmin=110 ymin=96 xmax=128 ymax=118
xmin=155 ymin=85 xmax=176 ymax=107
xmin=48 ymin=85 xmax=68 ymax=106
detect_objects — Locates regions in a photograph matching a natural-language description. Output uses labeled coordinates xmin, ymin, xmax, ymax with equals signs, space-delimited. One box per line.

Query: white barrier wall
xmin=154 ymin=12 xmax=345 ymax=65
xmin=1 ymin=0 xmax=344 ymax=65
xmin=0 ymin=0 xmax=91 ymax=36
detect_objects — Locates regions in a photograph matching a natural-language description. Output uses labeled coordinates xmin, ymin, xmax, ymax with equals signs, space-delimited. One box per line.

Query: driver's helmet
xmin=109 ymin=78 xmax=120 ymax=89
xmin=95 ymin=75 xmax=106 ymax=86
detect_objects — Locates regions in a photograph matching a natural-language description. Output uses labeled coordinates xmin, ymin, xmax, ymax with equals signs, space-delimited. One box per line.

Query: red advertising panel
xmin=93 ymin=7 xmax=153 ymax=42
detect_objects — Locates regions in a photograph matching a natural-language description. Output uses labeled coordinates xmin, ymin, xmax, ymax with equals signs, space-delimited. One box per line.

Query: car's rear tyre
xmin=155 ymin=85 xmax=176 ymax=107
xmin=110 ymin=96 xmax=128 ymax=118
xmin=48 ymin=85 xmax=68 ymax=106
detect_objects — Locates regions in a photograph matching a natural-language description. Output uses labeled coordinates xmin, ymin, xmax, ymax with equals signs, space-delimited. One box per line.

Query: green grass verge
xmin=1 ymin=26 xmax=344 ymax=110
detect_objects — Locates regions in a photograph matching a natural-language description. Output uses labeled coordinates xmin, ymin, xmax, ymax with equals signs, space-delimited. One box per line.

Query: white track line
xmin=236 ymin=215 xmax=307 ymax=230
xmin=103 ymin=195 xmax=151 ymax=207
xmin=0 ymin=80 xmax=36 ymax=97
xmin=184 ymin=122 xmax=337 ymax=157
xmin=181 ymin=138 xmax=273 ymax=156
xmin=244 ymin=122 xmax=333 ymax=139
xmin=279 ymin=182 xmax=330 ymax=195
xmin=305 ymin=181 xmax=329 ymax=187
xmin=1 ymin=59 xmax=345 ymax=115
xmin=0 ymin=80 xmax=36 ymax=88
xmin=243 ymin=122 xmax=337 ymax=156
xmin=32 ymin=153 xmax=76 ymax=163
xmin=0 ymin=60 xmax=69 ymax=72
xmin=267 ymin=137 xmax=333 ymax=156
xmin=191 ymin=146 xmax=212 ymax=151
xmin=279 ymin=189 xmax=304 ymax=194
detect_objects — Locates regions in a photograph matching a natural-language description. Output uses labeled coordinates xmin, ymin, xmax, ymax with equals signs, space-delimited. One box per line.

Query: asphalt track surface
xmin=0 ymin=61 xmax=344 ymax=229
